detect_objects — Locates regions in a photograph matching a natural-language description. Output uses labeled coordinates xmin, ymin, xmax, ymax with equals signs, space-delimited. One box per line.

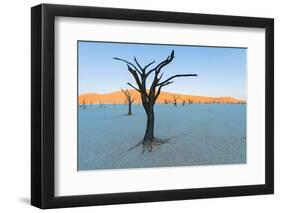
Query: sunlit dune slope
xmin=79 ymin=90 xmax=246 ymax=104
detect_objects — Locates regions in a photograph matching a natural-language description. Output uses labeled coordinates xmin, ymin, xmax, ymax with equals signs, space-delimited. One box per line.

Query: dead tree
xmin=164 ymin=99 xmax=169 ymax=104
xmin=182 ymin=99 xmax=187 ymax=106
xmin=98 ymin=99 xmax=103 ymax=108
xmin=82 ymin=99 xmax=87 ymax=109
xmin=172 ymin=95 xmax=180 ymax=106
xmin=114 ymin=50 xmax=197 ymax=152
xmin=121 ymin=88 xmax=135 ymax=115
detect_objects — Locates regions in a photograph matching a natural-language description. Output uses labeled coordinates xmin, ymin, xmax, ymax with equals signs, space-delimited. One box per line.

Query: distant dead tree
xmin=182 ymin=99 xmax=187 ymax=106
xmin=188 ymin=99 xmax=193 ymax=104
xmin=164 ymin=99 xmax=169 ymax=104
xmin=172 ymin=95 xmax=180 ymax=107
xmin=114 ymin=50 xmax=197 ymax=152
xmin=98 ymin=99 xmax=104 ymax=108
xmin=90 ymin=101 xmax=93 ymax=107
xmin=82 ymin=99 xmax=87 ymax=109
xmin=121 ymin=88 xmax=135 ymax=115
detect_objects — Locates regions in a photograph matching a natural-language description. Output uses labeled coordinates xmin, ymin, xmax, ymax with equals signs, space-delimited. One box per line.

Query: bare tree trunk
xmin=143 ymin=106 xmax=154 ymax=141
xmin=128 ymin=102 xmax=132 ymax=115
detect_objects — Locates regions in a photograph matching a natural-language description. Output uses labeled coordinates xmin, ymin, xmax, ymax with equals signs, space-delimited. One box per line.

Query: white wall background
xmin=0 ymin=0 xmax=279 ymax=212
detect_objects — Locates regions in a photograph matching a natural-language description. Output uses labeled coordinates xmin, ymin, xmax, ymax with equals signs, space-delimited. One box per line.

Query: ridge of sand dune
xmin=79 ymin=90 xmax=246 ymax=104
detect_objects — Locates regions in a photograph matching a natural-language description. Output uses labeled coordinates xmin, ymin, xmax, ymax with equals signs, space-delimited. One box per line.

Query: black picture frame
xmin=31 ymin=3 xmax=274 ymax=209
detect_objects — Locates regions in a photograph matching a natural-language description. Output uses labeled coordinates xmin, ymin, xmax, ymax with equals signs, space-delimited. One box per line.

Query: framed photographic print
xmin=31 ymin=3 xmax=274 ymax=209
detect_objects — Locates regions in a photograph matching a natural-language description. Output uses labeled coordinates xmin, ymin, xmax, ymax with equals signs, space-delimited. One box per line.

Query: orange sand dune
xmin=79 ymin=90 xmax=246 ymax=105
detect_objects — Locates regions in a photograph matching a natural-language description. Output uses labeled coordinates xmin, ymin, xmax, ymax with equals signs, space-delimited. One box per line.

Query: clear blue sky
xmin=78 ymin=41 xmax=247 ymax=99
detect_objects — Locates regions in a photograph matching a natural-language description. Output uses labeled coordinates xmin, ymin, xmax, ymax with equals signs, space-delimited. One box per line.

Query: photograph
xmin=77 ymin=41 xmax=247 ymax=170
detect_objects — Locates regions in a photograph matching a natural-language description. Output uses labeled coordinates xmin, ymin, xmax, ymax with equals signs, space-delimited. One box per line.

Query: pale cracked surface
xmin=78 ymin=104 xmax=246 ymax=170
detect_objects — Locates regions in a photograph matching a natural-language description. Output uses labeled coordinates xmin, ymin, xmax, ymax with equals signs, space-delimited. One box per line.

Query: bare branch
xmin=127 ymin=83 xmax=142 ymax=93
xmin=126 ymin=65 xmax=142 ymax=88
xmin=148 ymin=51 xmax=177 ymax=99
xmin=154 ymin=85 xmax=164 ymax=100
xmin=160 ymin=81 xmax=174 ymax=87
xmin=145 ymin=68 xmax=156 ymax=77
xmin=114 ymin=57 xmax=142 ymax=75
xmin=121 ymin=88 xmax=135 ymax=104
xmin=147 ymin=50 xmax=175 ymax=77
xmin=113 ymin=57 xmax=138 ymax=70
xmin=127 ymin=82 xmax=149 ymax=101
xmin=158 ymin=74 xmax=197 ymax=86
xmin=121 ymin=88 xmax=129 ymax=99
xmin=144 ymin=61 xmax=155 ymax=70
xmin=154 ymin=81 xmax=174 ymax=100
xmin=134 ymin=57 xmax=143 ymax=72
xmin=146 ymin=57 xmax=170 ymax=77
xmin=158 ymin=72 xmax=164 ymax=82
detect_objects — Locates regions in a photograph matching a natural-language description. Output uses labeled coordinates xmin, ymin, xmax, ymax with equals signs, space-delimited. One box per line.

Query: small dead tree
xmin=182 ymin=99 xmax=187 ymax=106
xmin=114 ymin=50 xmax=197 ymax=152
xmin=82 ymin=99 xmax=87 ymax=109
xmin=164 ymin=99 xmax=169 ymax=104
xmin=172 ymin=95 xmax=180 ymax=107
xmin=121 ymin=88 xmax=135 ymax=115
xmin=98 ymin=99 xmax=104 ymax=108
